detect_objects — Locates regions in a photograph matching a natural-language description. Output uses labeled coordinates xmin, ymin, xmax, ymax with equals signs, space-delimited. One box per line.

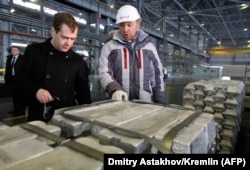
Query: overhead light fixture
xmin=74 ymin=16 xmax=87 ymax=24
xmin=10 ymin=8 xmax=15 ymax=13
xmin=11 ymin=42 xmax=28 ymax=47
xmin=110 ymin=0 xmax=114 ymax=8
xmin=90 ymin=23 xmax=104 ymax=30
xmin=14 ymin=0 xmax=87 ymax=24
xmin=43 ymin=7 xmax=57 ymax=15
xmin=13 ymin=0 xmax=40 ymax=10
xmin=31 ymin=28 xmax=36 ymax=32
xmin=244 ymin=28 xmax=248 ymax=31
xmin=240 ymin=4 xmax=248 ymax=10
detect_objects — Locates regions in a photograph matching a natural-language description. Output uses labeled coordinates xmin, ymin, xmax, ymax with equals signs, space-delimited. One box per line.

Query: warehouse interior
xmin=1 ymin=0 xmax=250 ymax=71
xmin=0 ymin=0 xmax=250 ymax=162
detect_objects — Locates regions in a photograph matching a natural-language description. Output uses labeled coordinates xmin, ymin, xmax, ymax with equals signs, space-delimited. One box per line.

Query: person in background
xmin=98 ymin=5 xmax=165 ymax=104
xmin=81 ymin=50 xmax=91 ymax=75
xmin=17 ymin=11 xmax=91 ymax=122
xmin=4 ymin=46 xmax=26 ymax=115
xmin=81 ymin=50 xmax=93 ymax=91
xmin=163 ymin=67 xmax=168 ymax=81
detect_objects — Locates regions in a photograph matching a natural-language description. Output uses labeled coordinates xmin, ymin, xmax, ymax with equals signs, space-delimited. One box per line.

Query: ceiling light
xmin=90 ymin=23 xmax=104 ymax=30
xmin=14 ymin=0 xmax=40 ymax=10
xmin=14 ymin=0 xmax=86 ymax=25
xmin=11 ymin=42 xmax=28 ymax=47
xmin=43 ymin=7 xmax=57 ymax=15
xmin=240 ymin=4 xmax=248 ymax=10
xmin=31 ymin=28 xmax=36 ymax=32
xmin=74 ymin=16 xmax=87 ymax=24
xmin=10 ymin=8 xmax=15 ymax=13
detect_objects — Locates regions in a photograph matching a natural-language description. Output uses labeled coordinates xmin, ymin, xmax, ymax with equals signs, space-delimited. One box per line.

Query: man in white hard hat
xmin=98 ymin=5 xmax=165 ymax=104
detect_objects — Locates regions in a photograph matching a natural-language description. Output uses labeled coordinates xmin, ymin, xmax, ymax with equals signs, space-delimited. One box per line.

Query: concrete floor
xmin=0 ymin=75 xmax=249 ymax=153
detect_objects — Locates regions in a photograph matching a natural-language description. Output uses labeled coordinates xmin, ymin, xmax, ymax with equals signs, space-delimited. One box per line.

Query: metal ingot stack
xmin=51 ymin=101 xmax=216 ymax=154
xmin=0 ymin=121 xmax=124 ymax=170
xmin=0 ymin=101 xmax=217 ymax=169
xmin=183 ymin=79 xmax=245 ymax=153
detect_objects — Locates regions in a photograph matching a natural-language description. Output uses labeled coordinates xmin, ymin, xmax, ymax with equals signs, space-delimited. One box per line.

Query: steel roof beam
xmin=174 ymin=0 xmax=217 ymax=44
xmin=212 ymin=0 xmax=236 ymax=46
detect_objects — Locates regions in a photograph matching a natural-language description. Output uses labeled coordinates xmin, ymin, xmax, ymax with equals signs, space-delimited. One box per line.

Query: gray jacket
xmin=98 ymin=30 xmax=165 ymax=104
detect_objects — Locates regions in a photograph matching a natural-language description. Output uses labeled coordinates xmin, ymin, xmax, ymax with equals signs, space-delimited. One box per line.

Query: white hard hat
xmin=116 ymin=5 xmax=140 ymax=24
xmin=82 ymin=50 xmax=89 ymax=57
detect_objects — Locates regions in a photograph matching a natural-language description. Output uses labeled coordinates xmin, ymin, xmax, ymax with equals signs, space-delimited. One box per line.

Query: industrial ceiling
xmin=6 ymin=0 xmax=250 ymax=52
xmin=112 ymin=0 xmax=250 ymax=49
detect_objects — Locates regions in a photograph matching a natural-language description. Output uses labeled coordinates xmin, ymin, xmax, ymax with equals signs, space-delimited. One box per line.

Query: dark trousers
xmin=10 ymin=76 xmax=26 ymax=114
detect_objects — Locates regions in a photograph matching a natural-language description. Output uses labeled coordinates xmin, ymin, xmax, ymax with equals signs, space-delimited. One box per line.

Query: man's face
xmin=51 ymin=23 xmax=78 ymax=52
xmin=11 ymin=47 xmax=19 ymax=56
xmin=118 ymin=21 xmax=140 ymax=40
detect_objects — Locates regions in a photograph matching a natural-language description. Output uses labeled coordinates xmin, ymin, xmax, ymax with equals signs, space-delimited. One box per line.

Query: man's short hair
xmin=53 ymin=11 xmax=78 ymax=33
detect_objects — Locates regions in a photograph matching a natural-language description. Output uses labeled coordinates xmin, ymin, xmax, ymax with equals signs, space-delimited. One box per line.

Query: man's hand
xmin=36 ymin=89 xmax=54 ymax=103
xmin=112 ymin=90 xmax=128 ymax=101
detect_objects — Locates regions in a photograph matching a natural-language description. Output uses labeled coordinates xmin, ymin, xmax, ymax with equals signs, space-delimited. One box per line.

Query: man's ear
xmin=51 ymin=27 xmax=55 ymax=36
xmin=137 ymin=23 xmax=140 ymax=31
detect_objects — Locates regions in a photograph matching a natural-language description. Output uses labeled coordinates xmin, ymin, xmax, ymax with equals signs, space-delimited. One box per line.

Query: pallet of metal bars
xmin=0 ymin=101 xmax=218 ymax=169
xmin=50 ymin=100 xmax=217 ymax=154
xmin=183 ymin=79 xmax=245 ymax=154
xmin=0 ymin=121 xmax=124 ymax=170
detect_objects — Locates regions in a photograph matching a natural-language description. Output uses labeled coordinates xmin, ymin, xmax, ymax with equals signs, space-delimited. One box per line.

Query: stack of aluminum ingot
xmin=183 ymin=79 xmax=245 ymax=153
xmin=0 ymin=121 xmax=124 ymax=170
xmin=51 ymin=100 xmax=216 ymax=154
xmin=0 ymin=101 xmax=217 ymax=169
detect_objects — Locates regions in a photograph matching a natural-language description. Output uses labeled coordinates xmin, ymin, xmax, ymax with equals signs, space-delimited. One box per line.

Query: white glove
xmin=112 ymin=90 xmax=128 ymax=101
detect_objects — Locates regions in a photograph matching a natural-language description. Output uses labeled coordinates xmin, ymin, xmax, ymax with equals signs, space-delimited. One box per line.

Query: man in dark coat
xmin=4 ymin=46 xmax=26 ymax=115
xmin=17 ymin=11 xmax=91 ymax=122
